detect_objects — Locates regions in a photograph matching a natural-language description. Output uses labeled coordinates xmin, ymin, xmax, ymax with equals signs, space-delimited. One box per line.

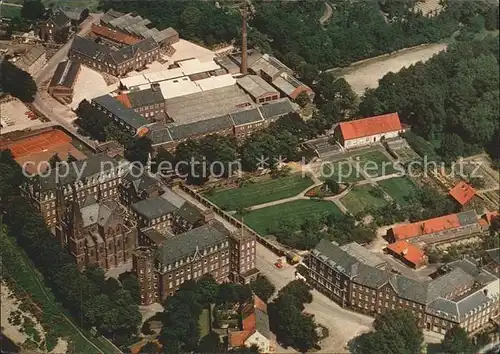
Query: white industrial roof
xmin=176 ymin=58 xmax=221 ymax=76
xmin=160 ymin=78 xmax=201 ymax=99
xmin=195 ymin=74 xmax=235 ymax=91
xmin=120 ymin=75 xmax=149 ymax=89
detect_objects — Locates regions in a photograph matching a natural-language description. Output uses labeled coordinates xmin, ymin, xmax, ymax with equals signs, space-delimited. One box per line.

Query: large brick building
xmin=305 ymin=239 xmax=500 ymax=334
xmin=69 ymin=36 xmax=160 ymax=77
xmin=133 ymin=210 xmax=259 ymax=305
xmin=22 ymin=154 xmax=125 ymax=227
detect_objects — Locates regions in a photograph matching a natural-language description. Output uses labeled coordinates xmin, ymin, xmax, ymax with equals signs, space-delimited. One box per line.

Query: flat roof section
xmin=164 ymin=84 xmax=254 ymax=124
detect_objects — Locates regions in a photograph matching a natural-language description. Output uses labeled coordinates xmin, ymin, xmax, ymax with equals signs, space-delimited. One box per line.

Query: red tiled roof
xmin=339 ymin=113 xmax=402 ymax=140
xmin=391 ymin=214 xmax=462 ymax=241
xmin=253 ymin=295 xmax=267 ymax=313
xmin=449 ymin=181 xmax=476 ymax=206
xmin=115 ymin=93 xmax=132 ymax=108
xmin=483 ymin=211 xmax=499 ymax=225
xmin=387 ymin=241 xmax=425 ymax=266
xmin=91 ymin=24 xmax=141 ymax=45
xmin=229 ymin=330 xmax=251 ymax=347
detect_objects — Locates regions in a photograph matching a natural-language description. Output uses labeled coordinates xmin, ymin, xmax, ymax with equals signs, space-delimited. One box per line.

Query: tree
xmin=119 ymin=272 xmax=141 ymax=304
xmin=198 ymin=332 xmax=222 ymax=354
xmin=270 ymin=280 xmax=318 ymax=352
xmin=141 ymin=341 xmax=158 ymax=354
xmin=66 ymin=153 xmax=78 ymax=163
xmin=295 ymin=91 xmax=311 ymax=108
xmin=441 ymin=326 xmax=474 ymax=354
xmin=196 ymin=275 xmax=219 ymax=305
xmin=229 ymin=344 xmax=260 ymax=353
xmin=250 ymin=275 xmax=276 ymax=302
xmin=351 ymin=309 xmax=423 ymax=354
xmin=0 ymin=58 xmax=37 ymax=102
xmin=21 ymin=0 xmax=45 ymax=21
xmin=124 ymin=136 xmax=152 ymax=166
xmin=324 ymin=178 xmax=340 ymax=194
xmin=48 ymin=153 xmax=61 ymax=168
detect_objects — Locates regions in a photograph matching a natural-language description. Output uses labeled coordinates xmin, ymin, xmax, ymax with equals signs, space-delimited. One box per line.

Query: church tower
xmin=68 ymin=186 xmax=86 ymax=269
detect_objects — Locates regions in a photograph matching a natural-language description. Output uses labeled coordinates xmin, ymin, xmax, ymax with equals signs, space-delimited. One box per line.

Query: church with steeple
xmin=55 ymin=184 xmax=137 ymax=271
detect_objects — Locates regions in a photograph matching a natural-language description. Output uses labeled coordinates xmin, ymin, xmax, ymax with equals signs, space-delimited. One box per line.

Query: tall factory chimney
xmin=240 ymin=4 xmax=248 ymax=75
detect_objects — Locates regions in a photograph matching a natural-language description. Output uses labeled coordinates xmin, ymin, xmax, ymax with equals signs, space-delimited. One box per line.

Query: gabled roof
xmin=91 ymin=24 xmax=141 ymax=45
xmin=92 ymin=94 xmax=148 ymax=129
xmin=258 ymin=98 xmax=295 ymax=120
xmin=156 ymin=221 xmax=229 ymax=265
xmin=49 ymin=10 xmax=71 ymax=28
xmin=390 ymin=211 xmax=479 ymax=241
xmin=49 ymin=60 xmax=80 ymax=89
xmin=449 ymin=181 xmax=476 ymax=206
xmin=339 ymin=113 xmax=402 ymax=141
xmin=386 ymin=241 xmax=426 ymax=266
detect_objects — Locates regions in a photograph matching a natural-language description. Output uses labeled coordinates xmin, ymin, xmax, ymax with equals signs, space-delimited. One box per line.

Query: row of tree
xmin=359 ymin=35 xmax=499 ymax=164
xmin=0 ymin=150 xmax=141 ymax=345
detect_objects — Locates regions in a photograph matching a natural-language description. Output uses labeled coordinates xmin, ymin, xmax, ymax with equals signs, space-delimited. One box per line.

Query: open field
xmin=205 ymin=174 xmax=314 ymax=210
xmin=337 ymin=43 xmax=447 ymax=95
xmin=353 ymin=150 xmax=398 ymax=177
xmin=340 ymin=185 xmax=389 ymax=214
xmin=378 ymin=177 xmax=419 ymax=205
xmin=319 ymin=159 xmax=364 ymax=184
xmin=241 ymin=199 xmax=342 ymax=236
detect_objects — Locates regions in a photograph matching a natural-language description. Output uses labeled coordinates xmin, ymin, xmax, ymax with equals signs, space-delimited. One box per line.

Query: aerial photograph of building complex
xmin=0 ymin=0 xmax=499 ymax=353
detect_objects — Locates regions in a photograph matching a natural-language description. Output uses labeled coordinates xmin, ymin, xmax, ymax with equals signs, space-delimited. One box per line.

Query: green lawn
xmin=205 ymin=174 xmax=314 ymax=210
xmin=198 ymin=308 xmax=211 ymax=338
xmin=319 ymin=159 xmax=364 ymax=183
xmin=353 ymin=150 xmax=398 ymax=177
xmin=340 ymin=185 xmax=389 ymax=214
xmin=378 ymin=177 xmax=419 ymax=205
xmin=0 ymin=4 xmax=21 ymax=18
xmin=241 ymin=199 xmax=343 ymax=236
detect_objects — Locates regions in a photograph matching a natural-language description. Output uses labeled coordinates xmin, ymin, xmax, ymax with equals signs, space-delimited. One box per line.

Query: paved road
xmin=31 ymin=14 xmax=102 ymax=148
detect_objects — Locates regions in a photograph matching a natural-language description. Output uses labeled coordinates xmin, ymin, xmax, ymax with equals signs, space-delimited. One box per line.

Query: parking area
xmin=0 ymin=98 xmax=41 ymax=134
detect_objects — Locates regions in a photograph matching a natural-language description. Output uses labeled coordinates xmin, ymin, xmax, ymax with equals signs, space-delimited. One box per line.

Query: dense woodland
xmin=0 ymin=151 xmax=141 ymax=346
xmin=359 ymin=35 xmax=499 ymax=163
xmin=99 ymin=0 xmax=498 ymax=72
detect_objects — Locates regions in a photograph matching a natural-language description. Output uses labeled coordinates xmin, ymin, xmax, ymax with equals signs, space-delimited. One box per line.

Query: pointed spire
xmin=55 ymin=182 xmax=66 ymax=223
xmin=70 ymin=185 xmax=84 ymax=237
